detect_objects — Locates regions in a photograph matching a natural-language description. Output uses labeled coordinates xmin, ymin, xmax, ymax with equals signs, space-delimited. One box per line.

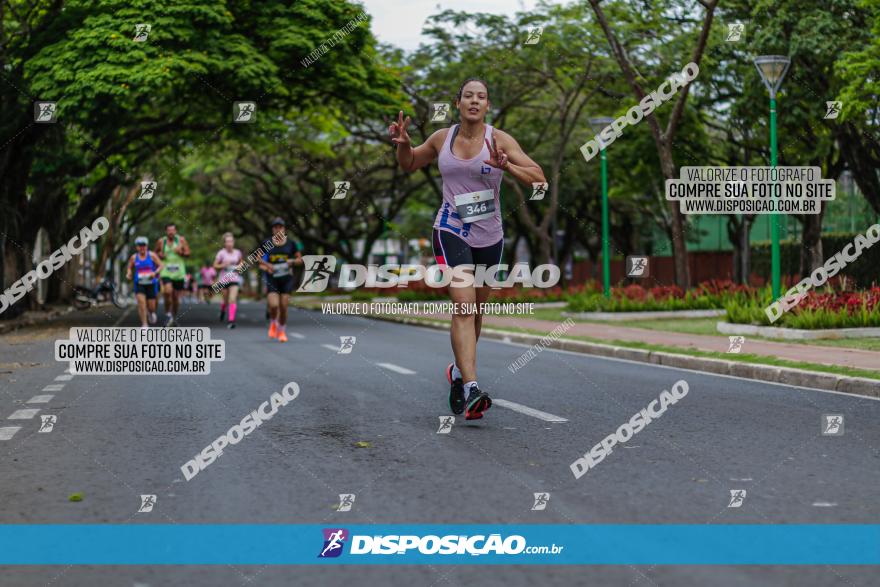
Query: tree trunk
xmin=800 ymin=206 xmax=825 ymax=277
xmin=658 ymin=147 xmax=690 ymax=288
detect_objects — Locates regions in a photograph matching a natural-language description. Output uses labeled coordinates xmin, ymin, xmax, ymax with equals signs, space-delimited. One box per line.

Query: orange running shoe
xmin=277 ymin=330 xmax=288 ymax=343
xmin=268 ymin=322 xmax=277 ymax=339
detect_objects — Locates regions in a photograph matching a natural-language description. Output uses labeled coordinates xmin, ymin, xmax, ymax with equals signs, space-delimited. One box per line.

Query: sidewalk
xmin=0 ymin=305 xmax=74 ymax=335
xmin=413 ymin=313 xmax=880 ymax=373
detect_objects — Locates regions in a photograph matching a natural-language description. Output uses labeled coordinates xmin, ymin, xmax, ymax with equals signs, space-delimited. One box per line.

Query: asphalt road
xmin=1 ymin=299 xmax=878 ymax=586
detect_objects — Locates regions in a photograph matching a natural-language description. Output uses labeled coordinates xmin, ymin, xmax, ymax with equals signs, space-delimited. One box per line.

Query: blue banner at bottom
xmin=0 ymin=525 xmax=878 ymax=565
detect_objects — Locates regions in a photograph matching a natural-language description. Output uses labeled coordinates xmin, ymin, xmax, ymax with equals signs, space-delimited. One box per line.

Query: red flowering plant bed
xmin=725 ymin=286 xmax=880 ymax=328
xmin=566 ymin=280 xmax=759 ymax=313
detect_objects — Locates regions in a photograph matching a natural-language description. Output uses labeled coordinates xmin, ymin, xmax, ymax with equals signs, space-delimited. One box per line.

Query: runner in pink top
xmin=199 ymin=264 xmax=216 ymax=303
xmin=389 ymin=77 xmax=546 ymax=421
xmin=213 ymin=232 xmax=244 ymax=329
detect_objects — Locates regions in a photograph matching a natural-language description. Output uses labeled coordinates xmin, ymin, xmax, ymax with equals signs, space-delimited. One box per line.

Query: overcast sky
xmin=358 ymin=0 xmax=557 ymax=51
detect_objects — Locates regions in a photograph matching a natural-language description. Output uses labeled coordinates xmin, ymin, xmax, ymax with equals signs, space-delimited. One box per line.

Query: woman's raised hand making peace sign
xmin=483 ymin=133 xmax=509 ymax=171
xmin=388 ymin=110 xmax=412 ymax=147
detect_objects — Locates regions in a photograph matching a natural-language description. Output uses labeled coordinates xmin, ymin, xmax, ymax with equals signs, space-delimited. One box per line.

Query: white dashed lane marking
xmin=376 ymin=363 xmax=416 ymax=375
xmin=8 ymin=409 xmax=40 ymax=420
xmin=42 ymin=384 xmax=64 ymax=392
xmin=492 ymin=399 xmax=568 ymax=423
xmin=288 ymin=332 xmax=305 ymax=339
xmin=27 ymin=395 xmax=54 ymax=404
xmin=0 ymin=427 xmax=21 ymax=440
xmin=54 ymin=374 xmax=73 ymax=381
xmin=321 ymin=344 xmax=340 ymax=352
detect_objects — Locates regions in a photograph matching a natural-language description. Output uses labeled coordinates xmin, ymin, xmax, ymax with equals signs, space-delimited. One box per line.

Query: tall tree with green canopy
xmin=588 ymin=0 xmax=721 ymax=289
xmin=836 ymin=0 xmax=880 ymax=216
xmin=0 ymin=0 xmax=398 ymax=314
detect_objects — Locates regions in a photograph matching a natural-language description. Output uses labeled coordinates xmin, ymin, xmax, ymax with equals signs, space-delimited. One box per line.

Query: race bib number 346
xmin=454 ymin=189 xmax=495 ymax=223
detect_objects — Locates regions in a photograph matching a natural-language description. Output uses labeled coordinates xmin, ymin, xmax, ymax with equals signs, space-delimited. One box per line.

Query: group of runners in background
xmin=124 ymin=218 xmax=302 ymax=341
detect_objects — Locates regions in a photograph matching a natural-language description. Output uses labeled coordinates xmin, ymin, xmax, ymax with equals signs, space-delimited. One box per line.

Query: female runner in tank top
xmin=126 ymin=236 xmax=164 ymax=328
xmin=214 ymin=232 xmax=245 ymax=329
xmin=389 ymin=78 xmax=546 ymax=420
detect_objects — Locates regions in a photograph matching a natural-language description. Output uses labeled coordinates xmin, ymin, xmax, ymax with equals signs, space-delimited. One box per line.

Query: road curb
xmin=716 ymin=320 xmax=880 ymax=340
xmin=365 ymin=314 xmax=880 ymax=399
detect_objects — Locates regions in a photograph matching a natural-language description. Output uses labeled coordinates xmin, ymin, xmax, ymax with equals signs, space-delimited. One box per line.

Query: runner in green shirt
xmin=153 ymin=223 xmax=191 ymax=326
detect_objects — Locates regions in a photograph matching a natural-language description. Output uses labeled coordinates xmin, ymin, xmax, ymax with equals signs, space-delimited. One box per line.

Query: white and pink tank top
xmin=215 ymin=248 xmax=243 ymax=285
xmin=432 ymin=123 xmax=504 ymax=247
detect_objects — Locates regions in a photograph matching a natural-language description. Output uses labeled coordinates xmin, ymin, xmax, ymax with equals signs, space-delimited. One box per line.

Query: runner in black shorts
xmin=389 ymin=78 xmax=546 ymax=419
xmin=432 ymin=229 xmax=504 ymax=269
xmin=154 ymin=223 xmax=191 ymax=326
xmin=258 ymin=217 xmax=303 ymax=343
xmin=126 ymin=236 xmax=164 ymax=328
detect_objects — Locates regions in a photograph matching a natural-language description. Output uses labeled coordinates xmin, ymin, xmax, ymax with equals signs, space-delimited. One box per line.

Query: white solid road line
xmin=42 ymin=384 xmax=64 ymax=392
xmin=8 ymin=409 xmax=40 ymax=420
xmin=289 ymin=332 xmax=305 ymax=339
xmin=0 ymin=427 xmax=21 ymax=441
xmin=55 ymin=374 xmax=73 ymax=381
xmin=27 ymin=395 xmax=54 ymax=404
xmin=493 ymin=399 xmax=568 ymax=423
xmin=376 ymin=362 xmax=416 ymax=375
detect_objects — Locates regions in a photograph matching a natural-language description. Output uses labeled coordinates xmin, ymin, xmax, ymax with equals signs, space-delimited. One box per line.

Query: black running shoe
xmin=464 ymin=386 xmax=492 ymax=420
xmin=227 ymin=322 xmax=236 ymax=329
xmin=446 ymin=363 xmax=465 ymax=415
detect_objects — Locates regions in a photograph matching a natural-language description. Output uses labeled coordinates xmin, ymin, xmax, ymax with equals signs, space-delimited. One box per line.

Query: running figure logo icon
xmin=233 ymin=102 xmax=256 ymax=123
xmin=338 ymin=336 xmax=356 ymax=354
xmin=331 ymin=181 xmax=350 ymax=199
xmin=133 ymin=24 xmax=151 ymax=41
xmin=524 ymin=26 xmax=543 ymax=45
xmin=297 ymin=255 xmax=337 ymax=292
xmin=138 ymin=494 xmax=156 ymax=513
xmin=626 ymin=256 xmax=649 ymax=278
xmin=139 ymin=181 xmax=157 ymax=200
xmin=728 ymin=489 xmax=746 ymax=508
xmin=727 ymin=336 xmax=745 ymax=354
xmin=318 ymin=528 xmax=348 ymax=558
xmin=821 ymin=414 xmax=844 ymax=436
xmin=726 ymin=23 xmax=744 ymax=42
xmin=531 ymin=492 xmax=550 ymax=511
xmin=431 ymin=103 xmax=450 ymax=123
xmin=34 ymin=102 xmax=57 ymax=123
xmin=337 ymin=494 xmax=356 ymax=512
xmin=824 ymin=101 xmax=842 ymax=119
xmin=530 ymin=182 xmax=548 ymax=201
xmin=437 ymin=416 xmax=454 ymax=434
xmin=38 ymin=415 xmax=56 ymax=433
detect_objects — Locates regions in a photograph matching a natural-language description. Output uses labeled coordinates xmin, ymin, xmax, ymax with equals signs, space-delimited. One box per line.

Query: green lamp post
xmin=590 ymin=116 xmax=615 ymax=298
xmin=753 ymin=55 xmax=791 ymax=299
